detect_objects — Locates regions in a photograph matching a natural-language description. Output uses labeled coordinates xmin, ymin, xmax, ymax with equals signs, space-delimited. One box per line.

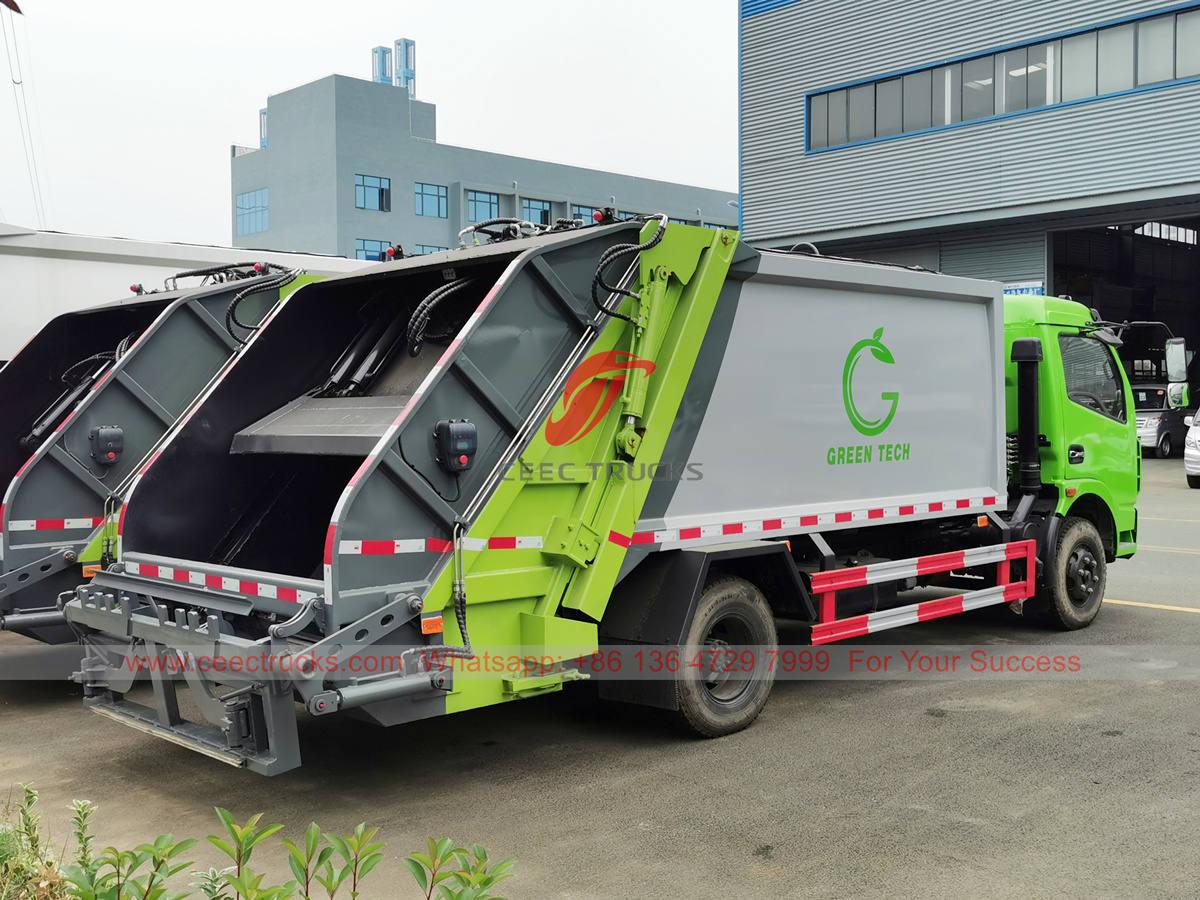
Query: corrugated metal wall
xmin=831 ymin=229 xmax=1048 ymax=284
xmin=939 ymin=232 xmax=1047 ymax=282
xmin=740 ymin=0 xmax=1200 ymax=245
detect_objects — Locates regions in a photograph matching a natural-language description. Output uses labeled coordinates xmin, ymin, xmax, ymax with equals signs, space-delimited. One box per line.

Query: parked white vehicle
xmin=1185 ymin=415 xmax=1200 ymax=489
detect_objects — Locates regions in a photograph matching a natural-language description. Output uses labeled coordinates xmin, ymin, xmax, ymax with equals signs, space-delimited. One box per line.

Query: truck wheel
xmin=1188 ymin=475 xmax=1200 ymax=489
xmin=1030 ymin=517 xmax=1106 ymax=630
xmin=675 ymin=576 xmax=777 ymax=737
xmin=1156 ymin=434 xmax=1174 ymax=458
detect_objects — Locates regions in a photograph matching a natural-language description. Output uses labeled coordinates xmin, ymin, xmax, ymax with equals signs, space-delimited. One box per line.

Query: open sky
xmin=0 ymin=0 xmax=739 ymax=246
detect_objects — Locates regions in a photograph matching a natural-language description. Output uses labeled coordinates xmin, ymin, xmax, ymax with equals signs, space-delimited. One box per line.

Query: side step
xmin=808 ymin=540 xmax=1036 ymax=645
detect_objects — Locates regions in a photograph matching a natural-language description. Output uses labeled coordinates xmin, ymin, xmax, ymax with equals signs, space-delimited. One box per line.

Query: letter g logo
xmin=842 ymin=327 xmax=899 ymax=437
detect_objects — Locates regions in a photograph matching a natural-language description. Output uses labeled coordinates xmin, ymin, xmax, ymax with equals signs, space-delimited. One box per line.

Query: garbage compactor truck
xmin=63 ymin=219 xmax=1186 ymax=774
xmin=0 ymin=264 xmax=317 ymax=642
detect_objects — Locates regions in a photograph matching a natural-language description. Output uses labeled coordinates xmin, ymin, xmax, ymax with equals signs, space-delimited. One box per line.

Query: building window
xmin=617 ymin=210 xmax=644 ymax=221
xmin=414 ymin=244 xmax=448 ymax=255
xmin=415 ymin=182 xmax=448 ymax=218
xmin=668 ymin=217 xmax=691 ymax=225
xmin=1061 ymin=32 xmax=1098 ymax=101
xmin=355 ymin=174 xmax=391 ymax=212
xmin=570 ymin=204 xmax=598 ymax=222
xmin=467 ymin=190 xmax=500 ymax=223
xmin=1179 ymin=10 xmax=1200 ymax=78
xmin=235 ymin=188 xmax=269 ymax=236
xmin=1138 ymin=15 xmax=1175 ymax=85
xmin=875 ymin=79 xmax=901 ymax=137
xmin=961 ymin=56 xmax=994 ymax=120
xmin=1097 ymin=24 xmax=1135 ymax=95
xmin=807 ymin=9 xmax=1200 ymax=151
xmin=702 ymin=222 xmax=734 ymax=230
xmin=355 ymin=238 xmax=390 ymax=261
xmin=521 ymin=197 xmax=552 ymax=225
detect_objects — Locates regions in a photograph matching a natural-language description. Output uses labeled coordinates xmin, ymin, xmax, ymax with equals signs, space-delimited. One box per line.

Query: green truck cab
xmin=1003 ymin=294 xmax=1186 ymax=627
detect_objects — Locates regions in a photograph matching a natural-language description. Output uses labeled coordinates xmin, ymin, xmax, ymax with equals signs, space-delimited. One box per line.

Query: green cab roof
xmin=1003 ymin=293 xmax=1094 ymax=329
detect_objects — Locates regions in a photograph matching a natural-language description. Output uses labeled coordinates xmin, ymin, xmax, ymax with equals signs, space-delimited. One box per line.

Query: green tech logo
xmin=829 ymin=328 xmax=910 ymax=467
xmin=842 ymin=327 xmax=899 ymax=436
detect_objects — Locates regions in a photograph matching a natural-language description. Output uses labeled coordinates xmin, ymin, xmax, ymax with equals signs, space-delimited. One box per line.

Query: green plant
xmin=323 ymin=826 xmax=381 ymax=900
xmin=191 ymin=868 xmax=233 ymax=900
xmin=60 ymin=834 xmax=195 ymax=899
xmin=403 ymin=839 xmax=514 ymax=900
xmin=16 ymin=787 xmax=42 ymax=865
xmin=69 ymin=803 xmax=96 ymax=874
xmin=206 ymin=810 xmax=290 ymax=900
xmin=281 ymin=826 xmax=330 ymax=900
xmin=2 ymin=784 xmax=513 ymax=899
xmin=0 ymin=784 xmax=66 ymax=900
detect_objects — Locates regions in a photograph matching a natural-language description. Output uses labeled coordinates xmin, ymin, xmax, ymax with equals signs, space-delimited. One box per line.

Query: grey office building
xmin=739 ymin=1 xmax=1200 ymax=348
xmin=231 ymin=41 xmax=736 ymax=262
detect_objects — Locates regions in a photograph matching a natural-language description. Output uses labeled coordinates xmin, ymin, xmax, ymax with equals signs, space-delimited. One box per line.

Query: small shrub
xmin=0 ymin=785 xmax=516 ymax=899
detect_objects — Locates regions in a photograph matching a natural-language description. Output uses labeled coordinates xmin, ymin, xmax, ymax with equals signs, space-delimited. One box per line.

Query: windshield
xmin=1133 ymin=387 xmax=1168 ymax=411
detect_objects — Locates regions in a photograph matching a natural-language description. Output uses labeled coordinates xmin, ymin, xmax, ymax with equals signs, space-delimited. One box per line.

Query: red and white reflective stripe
xmin=809 ymin=541 xmax=1029 ymax=594
xmin=7 ymin=516 xmax=106 ymax=532
xmin=123 ymin=561 xmax=316 ymax=603
xmin=338 ymin=536 xmax=544 ymax=556
xmin=621 ymin=495 xmax=1003 ymax=548
xmin=810 ymin=582 xmax=1028 ymax=645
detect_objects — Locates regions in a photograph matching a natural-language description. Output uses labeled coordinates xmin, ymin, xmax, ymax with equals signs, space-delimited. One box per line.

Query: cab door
xmin=1053 ymin=331 xmax=1139 ymax=547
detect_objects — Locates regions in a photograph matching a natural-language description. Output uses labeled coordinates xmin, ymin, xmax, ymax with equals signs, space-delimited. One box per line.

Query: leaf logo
xmin=842 ymin=327 xmax=900 ymax=437
xmin=545 ymin=351 xmax=657 ymax=446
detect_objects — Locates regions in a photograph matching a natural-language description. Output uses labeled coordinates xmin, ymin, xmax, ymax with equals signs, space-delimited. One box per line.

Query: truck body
xmin=63 ymin=222 xmax=1166 ymax=774
xmin=0 ymin=266 xmax=319 ymax=641
xmin=0 ymin=222 xmax=363 ymax=361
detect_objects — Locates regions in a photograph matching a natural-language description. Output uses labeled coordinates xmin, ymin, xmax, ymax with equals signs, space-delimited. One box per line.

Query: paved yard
xmin=2 ymin=458 xmax=1198 ymax=898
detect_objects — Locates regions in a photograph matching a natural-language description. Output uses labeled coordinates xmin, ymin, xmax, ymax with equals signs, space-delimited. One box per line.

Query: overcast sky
xmin=0 ymin=0 xmax=738 ymax=247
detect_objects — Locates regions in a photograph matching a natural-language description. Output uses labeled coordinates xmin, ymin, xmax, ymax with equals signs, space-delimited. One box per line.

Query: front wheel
xmin=1157 ymin=433 xmax=1174 ymax=458
xmin=1028 ymin=517 xmax=1107 ymax=630
xmin=675 ymin=576 xmax=777 ymax=737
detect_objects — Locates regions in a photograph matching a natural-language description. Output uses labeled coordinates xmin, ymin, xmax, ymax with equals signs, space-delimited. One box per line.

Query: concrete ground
xmin=2 ymin=458 xmax=1199 ymax=898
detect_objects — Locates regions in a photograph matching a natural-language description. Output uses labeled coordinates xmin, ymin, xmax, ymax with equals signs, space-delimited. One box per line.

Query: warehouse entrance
xmin=1051 ymin=216 xmax=1199 ymax=383
xmin=1052 ymin=217 xmax=1199 ymax=341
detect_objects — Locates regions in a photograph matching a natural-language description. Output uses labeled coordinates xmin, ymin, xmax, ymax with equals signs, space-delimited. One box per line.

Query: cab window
xmin=1060 ymin=334 xmax=1126 ymax=423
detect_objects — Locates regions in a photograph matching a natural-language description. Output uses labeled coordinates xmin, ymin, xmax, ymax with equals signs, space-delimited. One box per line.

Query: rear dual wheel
xmin=675 ymin=576 xmax=777 ymax=737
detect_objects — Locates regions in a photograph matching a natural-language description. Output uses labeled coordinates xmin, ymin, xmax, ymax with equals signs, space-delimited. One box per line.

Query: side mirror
xmin=1186 ymin=416 xmax=1195 ymax=428
xmin=1166 ymin=338 xmax=1188 ymax=383
xmin=1167 ymin=383 xmax=1190 ymax=410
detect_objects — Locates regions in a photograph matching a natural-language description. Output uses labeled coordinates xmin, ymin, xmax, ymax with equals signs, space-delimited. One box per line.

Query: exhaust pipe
xmin=1011 ymin=338 xmax=1043 ymax=495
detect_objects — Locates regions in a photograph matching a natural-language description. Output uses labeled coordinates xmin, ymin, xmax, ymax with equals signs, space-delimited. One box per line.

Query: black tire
xmin=1028 ymin=517 xmax=1106 ymax=630
xmin=675 ymin=576 xmax=777 ymax=737
xmin=1188 ymin=474 xmax=1200 ymax=489
xmin=1156 ymin=433 xmax=1174 ymax=459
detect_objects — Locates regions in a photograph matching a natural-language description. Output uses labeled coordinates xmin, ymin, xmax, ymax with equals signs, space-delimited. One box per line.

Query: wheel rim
xmin=1161 ymin=436 xmax=1172 ymax=456
xmin=1065 ymin=545 xmax=1101 ymax=608
xmin=701 ymin=612 xmax=755 ymax=705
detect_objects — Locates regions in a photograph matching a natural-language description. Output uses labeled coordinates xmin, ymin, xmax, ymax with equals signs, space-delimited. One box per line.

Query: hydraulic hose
xmin=225 ymin=268 xmax=300 ymax=343
xmin=589 ymin=214 xmax=668 ymax=323
xmin=406 ymin=277 xmax=475 ymax=356
xmin=458 ymin=217 xmax=523 ymax=243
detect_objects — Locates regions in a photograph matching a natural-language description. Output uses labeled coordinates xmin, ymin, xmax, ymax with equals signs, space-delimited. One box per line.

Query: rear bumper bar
xmin=64 ymin=570 xmax=447 ymax=776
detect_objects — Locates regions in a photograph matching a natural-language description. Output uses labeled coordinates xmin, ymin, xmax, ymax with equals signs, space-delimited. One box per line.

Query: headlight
xmin=1141 ymin=415 xmax=1161 ymax=428
xmin=1188 ymin=433 xmax=1199 ymax=449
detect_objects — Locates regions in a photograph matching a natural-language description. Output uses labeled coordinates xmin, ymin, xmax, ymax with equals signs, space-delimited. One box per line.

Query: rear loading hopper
xmin=0 ymin=267 xmax=303 ymax=640
xmin=65 ymin=223 xmax=1030 ymax=774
